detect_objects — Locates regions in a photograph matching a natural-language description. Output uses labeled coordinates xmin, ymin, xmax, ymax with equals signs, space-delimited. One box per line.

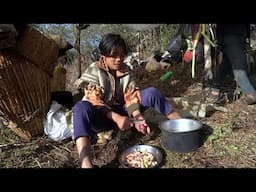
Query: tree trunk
xmin=74 ymin=24 xmax=90 ymax=78
xmin=155 ymin=26 xmax=161 ymax=51
xmin=75 ymin=25 xmax=81 ymax=78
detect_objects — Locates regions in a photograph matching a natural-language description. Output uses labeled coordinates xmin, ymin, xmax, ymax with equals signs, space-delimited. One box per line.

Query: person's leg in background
xmin=224 ymin=34 xmax=256 ymax=104
xmin=211 ymin=54 xmax=231 ymax=94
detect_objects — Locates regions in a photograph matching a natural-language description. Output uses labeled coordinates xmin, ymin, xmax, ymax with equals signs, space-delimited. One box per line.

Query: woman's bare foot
xmin=81 ymin=157 xmax=93 ymax=168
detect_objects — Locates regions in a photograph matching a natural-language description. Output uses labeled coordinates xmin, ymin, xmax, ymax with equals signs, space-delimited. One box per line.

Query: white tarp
xmin=124 ymin=24 xmax=163 ymax=31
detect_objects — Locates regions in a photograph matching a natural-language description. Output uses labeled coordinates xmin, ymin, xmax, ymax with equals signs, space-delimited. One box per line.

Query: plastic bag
xmin=166 ymin=33 xmax=184 ymax=56
xmin=44 ymin=101 xmax=73 ymax=141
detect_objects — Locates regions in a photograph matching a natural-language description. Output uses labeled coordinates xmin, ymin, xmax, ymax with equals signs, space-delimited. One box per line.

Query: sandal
xmin=245 ymin=91 xmax=256 ymax=105
xmin=204 ymin=88 xmax=220 ymax=103
xmin=204 ymin=88 xmax=226 ymax=105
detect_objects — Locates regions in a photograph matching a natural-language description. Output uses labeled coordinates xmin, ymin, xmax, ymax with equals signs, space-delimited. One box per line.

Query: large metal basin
xmin=159 ymin=118 xmax=203 ymax=153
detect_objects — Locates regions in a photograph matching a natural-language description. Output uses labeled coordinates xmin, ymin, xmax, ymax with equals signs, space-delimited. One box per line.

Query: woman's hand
xmin=124 ymin=87 xmax=141 ymax=107
xmin=111 ymin=113 xmax=133 ymax=131
xmin=132 ymin=114 xmax=150 ymax=135
xmin=84 ymin=84 xmax=105 ymax=106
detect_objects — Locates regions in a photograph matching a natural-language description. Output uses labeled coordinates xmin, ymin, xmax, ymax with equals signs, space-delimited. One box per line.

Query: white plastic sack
xmin=44 ymin=101 xmax=73 ymax=141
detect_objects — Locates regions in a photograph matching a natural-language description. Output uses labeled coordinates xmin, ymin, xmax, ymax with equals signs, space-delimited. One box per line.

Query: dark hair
xmin=98 ymin=33 xmax=128 ymax=57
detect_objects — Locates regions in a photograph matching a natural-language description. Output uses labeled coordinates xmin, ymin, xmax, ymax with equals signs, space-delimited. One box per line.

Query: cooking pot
xmin=159 ymin=118 xmax=203 ymax=153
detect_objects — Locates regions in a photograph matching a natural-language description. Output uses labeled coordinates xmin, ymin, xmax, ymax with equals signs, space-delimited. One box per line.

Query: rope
xmin=201 ymin=24 xmax=216 ymax=47
xmin=191 ymin=24 xmax=217 ymax=79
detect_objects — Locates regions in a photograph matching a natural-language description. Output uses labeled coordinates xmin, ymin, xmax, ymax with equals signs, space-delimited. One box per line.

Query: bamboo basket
xmin=50 ymin=64 xmax=67 ymax=92
xmin=14 ymin=26 xmax=59 ymax=76
xmin=0 ymin=49 xmax=51 ymax=140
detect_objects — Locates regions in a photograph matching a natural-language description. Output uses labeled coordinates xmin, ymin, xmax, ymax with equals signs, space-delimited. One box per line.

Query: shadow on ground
xmin=200 ymin=123 xmax=214 ymax=147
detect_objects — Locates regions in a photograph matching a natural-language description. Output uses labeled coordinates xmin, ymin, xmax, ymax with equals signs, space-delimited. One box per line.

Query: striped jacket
xmin=75 ymin=60 xmax=139 ymax=116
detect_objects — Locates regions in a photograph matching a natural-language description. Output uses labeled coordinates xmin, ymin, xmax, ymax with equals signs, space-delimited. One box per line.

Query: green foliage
xmin=80 ymin=24 xmax=138 ymax=54
xmin=160 ymin=24 xmax=180 ymax=50
xmin=33 ymin=24 xmax=180 ymax=65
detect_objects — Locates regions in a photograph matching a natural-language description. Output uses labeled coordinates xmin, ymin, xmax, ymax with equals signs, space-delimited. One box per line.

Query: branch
xmin=0 ymin=142 xmax=34 ymax=150
xmin=76 ymin=24 xmax=90 ymax=30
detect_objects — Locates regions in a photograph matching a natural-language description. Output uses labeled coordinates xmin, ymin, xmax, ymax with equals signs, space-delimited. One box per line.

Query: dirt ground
xmin=1 ymin=63 xmax=256 ymax=168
